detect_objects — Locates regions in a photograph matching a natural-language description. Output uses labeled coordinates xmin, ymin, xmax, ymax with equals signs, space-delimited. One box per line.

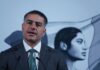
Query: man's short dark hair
xmin=24 ymin=10 xmax=48 ymax=25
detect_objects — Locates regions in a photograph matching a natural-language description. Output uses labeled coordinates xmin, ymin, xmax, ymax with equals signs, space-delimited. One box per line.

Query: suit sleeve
xmin=58 ymin=55 xmax=68 ymax=70
xmin=46 ymin=51 xmax=68 ymax=70
xmin=0 ymin=52 xmax=8 ymax=70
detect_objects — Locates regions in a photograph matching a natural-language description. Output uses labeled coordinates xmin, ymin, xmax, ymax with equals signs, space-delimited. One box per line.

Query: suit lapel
xmin=38 ymin=44 xmax=52 ymax=70
xmin=14 ymin=42 xmax=29 ymax=70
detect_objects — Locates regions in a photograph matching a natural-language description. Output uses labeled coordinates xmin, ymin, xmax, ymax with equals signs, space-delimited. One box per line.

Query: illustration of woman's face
xmin=68 ymin=32 xmax=87 ymax=60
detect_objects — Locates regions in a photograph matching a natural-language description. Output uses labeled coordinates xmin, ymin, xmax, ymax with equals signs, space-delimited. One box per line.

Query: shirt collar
xmin=23 ymin=40 xmax=41 ymax=53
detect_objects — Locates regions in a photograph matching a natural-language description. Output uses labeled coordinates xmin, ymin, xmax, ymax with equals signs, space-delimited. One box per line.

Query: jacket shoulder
xmin=0 ymin=42 xmax=23 ymax=54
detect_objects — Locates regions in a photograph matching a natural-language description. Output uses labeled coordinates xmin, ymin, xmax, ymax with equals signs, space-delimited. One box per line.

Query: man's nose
xmin=31 ymin=22 xmax=37 ymax=29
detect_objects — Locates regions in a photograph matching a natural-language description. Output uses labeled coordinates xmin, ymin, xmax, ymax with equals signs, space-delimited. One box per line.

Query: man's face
xmin=68 ymin=32 xmax=87 ymax=60
xmin=22 ymin=14 xmax=46 ymax=43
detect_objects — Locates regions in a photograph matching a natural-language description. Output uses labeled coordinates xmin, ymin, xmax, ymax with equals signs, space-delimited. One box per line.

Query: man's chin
xmin=27 ymin=37 xmax=37 ymax=43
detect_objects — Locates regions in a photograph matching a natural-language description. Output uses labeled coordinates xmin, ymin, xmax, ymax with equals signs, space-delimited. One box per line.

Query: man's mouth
xmin=27 ymin=31 xmax=37 ymax=36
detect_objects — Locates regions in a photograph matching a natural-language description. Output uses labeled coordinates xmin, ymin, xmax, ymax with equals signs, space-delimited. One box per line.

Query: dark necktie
xmin=28 ymin=49 xmax=37 ymax=70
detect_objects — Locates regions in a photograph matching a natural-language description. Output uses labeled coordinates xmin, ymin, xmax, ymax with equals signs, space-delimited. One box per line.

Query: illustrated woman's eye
xmin=77 ymin=39 xmax=83 ymax=44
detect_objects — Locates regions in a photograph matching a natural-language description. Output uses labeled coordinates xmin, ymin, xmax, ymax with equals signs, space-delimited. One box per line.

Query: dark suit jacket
xmin=0 ymin=42 xmax=67 ymax=70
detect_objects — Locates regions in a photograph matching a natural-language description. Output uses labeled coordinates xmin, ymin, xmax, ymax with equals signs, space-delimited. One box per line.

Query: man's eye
xmin=36 ymin=22 xmax=42 ymax=27
xmin=26 ymin=20 xmax=33 ymax=25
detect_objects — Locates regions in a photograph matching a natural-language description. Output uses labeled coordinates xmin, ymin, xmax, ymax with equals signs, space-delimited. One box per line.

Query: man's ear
xmin=60 ymin=41 xmax=68 ymax=51
xmin=22 ymin=23 xmax=24 ymax=30
xmin=43 ymin=28 xmax=46 ymax=36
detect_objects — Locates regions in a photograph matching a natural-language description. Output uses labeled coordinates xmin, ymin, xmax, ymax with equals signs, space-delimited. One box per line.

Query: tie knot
xmin=28 ymin=49 xmax=36 ymax=54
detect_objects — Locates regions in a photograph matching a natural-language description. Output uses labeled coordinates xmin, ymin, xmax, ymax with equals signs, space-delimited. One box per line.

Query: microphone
xmin=36 ymin=57 xmax=47 ymax=70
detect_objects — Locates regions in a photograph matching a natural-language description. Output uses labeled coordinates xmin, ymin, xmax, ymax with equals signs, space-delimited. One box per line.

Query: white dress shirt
xmin=23 ymin=40 xmax=41 ymax=69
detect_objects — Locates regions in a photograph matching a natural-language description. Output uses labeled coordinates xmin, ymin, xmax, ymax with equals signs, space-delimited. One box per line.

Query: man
xmin=0 ymin=10 xmax=67 ymax=70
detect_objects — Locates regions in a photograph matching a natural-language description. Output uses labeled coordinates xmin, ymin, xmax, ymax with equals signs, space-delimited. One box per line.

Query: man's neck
xmin=24 ymin=39 xmax=39 ymax=48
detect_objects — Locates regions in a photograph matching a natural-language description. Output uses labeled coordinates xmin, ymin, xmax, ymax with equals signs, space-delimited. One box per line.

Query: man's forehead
xmin=25 ymin=14 xmax=45 ymax=22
